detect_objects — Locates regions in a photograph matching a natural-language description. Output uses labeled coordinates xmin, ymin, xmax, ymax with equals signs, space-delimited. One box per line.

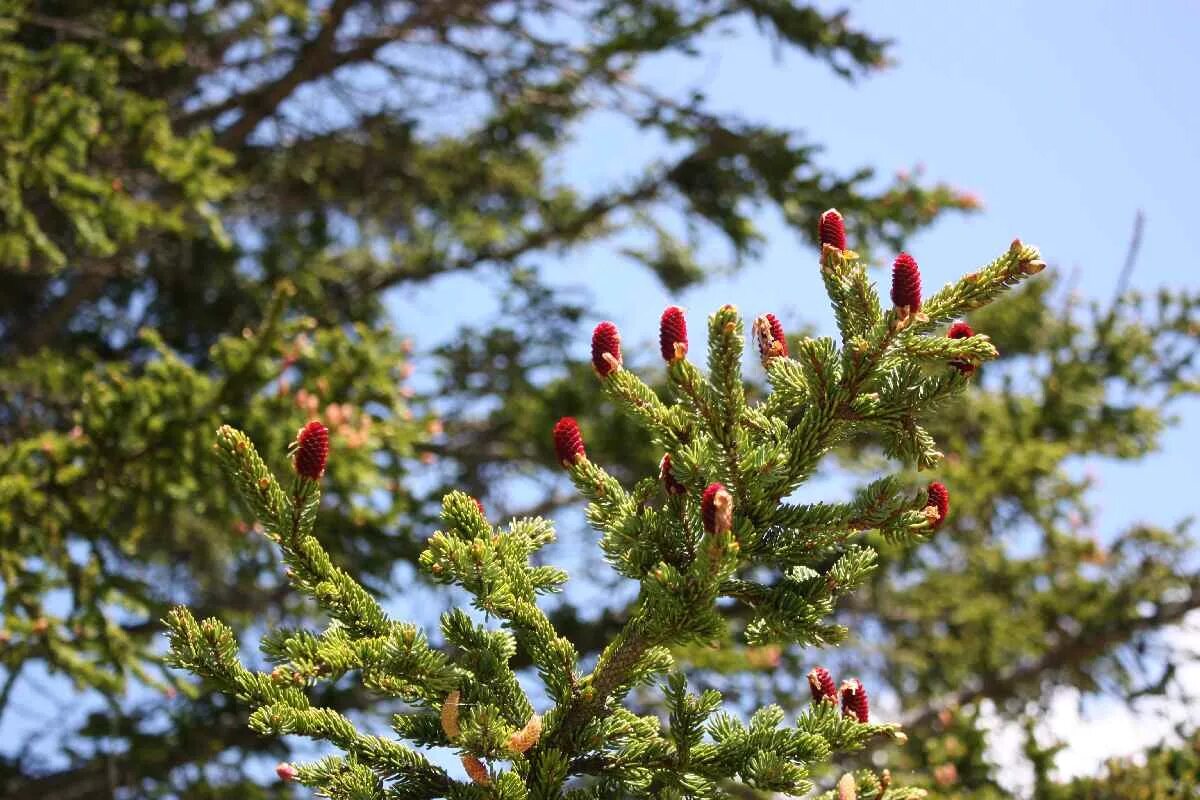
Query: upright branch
xmin=166 ymin=210 xmax=1041 ymax=799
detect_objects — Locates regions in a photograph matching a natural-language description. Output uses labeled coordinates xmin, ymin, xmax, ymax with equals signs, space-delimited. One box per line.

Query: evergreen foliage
xmin=0 ymin=3 xmax=978 ymax=795
xmin=166 ymin=216 xmax=1041 ymax=797
xmin=1 ymin=2 xmax=1198 ymax=797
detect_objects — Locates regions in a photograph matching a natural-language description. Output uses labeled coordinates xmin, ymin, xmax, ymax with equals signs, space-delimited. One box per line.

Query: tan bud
xmin=440 ymin=690 xmax=461 ymax=739
xmin=507 ymin=713 xmax=542 ymax=753
xmin=461 ymin=755 xmax=490 ymax=785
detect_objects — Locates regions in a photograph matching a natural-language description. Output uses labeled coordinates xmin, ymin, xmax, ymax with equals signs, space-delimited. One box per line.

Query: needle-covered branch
xmin=165 ymin=210 xmax=1040 ymax=798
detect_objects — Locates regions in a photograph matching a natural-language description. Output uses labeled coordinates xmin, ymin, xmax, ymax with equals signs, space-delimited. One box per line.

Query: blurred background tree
xmin=0 ymin=1 xmax=1196 ymax=798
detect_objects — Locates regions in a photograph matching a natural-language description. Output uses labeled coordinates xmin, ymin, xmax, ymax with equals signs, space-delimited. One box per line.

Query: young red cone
xmin=947 ymin=321 xmax=974 ymax=339
xmin=659 ymin=306 xmax=688 ymax=362
xmin=293 ymin=420 xmax=329 ymax=480
xmin=840 ymin=678 xmax=869 ymax=722
xmin=926 ymin=481 xmax=950 ymax=529
xmin=591 ymin=321 xmax=622 ymax=377
xmin=659 ymin=454 xmax=687 ymax=495
xmin=807 ymin=666 xmax=837 ymax=703
xmin=819 ymin=208 xmax=847 ymax=251
xmin=472 ymin=497 xmax=487 ymax=518
xmin=276 ymin=763 xmax=298 ymax=782
xmin=552 ymin=417 xmax=586 ymax=467
xmin=890 ymin=252 xmax=922 ymax=312
xmin=752 ymin=313 xmax=789 ymax=361
xmin=701 ymin=482 xmax=733 ymax=534
xmin=947 ymin=321 xmax=976 ymax=375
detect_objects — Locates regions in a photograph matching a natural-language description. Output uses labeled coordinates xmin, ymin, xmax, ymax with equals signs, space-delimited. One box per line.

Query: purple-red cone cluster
xmin=808 ymin=666 xmax=869 ymax=722
xmin=926 ymin=481 xmax=950 ymax=529
xmin=591 ymin=321 xmax=622 ymax=377
xmin=890 ymin=252 xmax=922 ymax=312
xmin=701 ymin=482 xmax=733 ymax=534
xmin=819 ymin=209 xmax=927 ymax=317
xmin=807 ymin=666 xmax=837 ymax=703
xmin=659 ymin=306 xmax=688 ymax=362
xmin=819 ymin=208 xmax=847 ymax=251
xmin=947 ymin=321 xmax=976 ymax=376
xmin=293 ymin=420 xmax=329 ymax=480
xmin=659 ymin=454 xmax=687 ymax=495
xmin=552 ymin=417 xmax=586 ymax=467
xmin=840 ymin=678 xmax=870 ymax=723
xmin=753 ymin=313 xmax=789 ymax=362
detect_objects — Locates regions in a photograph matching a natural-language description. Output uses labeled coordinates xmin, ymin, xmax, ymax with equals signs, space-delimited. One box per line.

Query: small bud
xmin=890 ymin=252 xmax=922 ymax=312
xmin=507 ymin=713 xmax=543 ymax=753
xmin=807 ymin=666 xmax=837 ymax=703
xmin=293 ymin=420 xmax=329 ymax=480
xmin=752 ymin=313 xmax=789 ymax=363
xmin=947 ymin=321 xmax=977 ymax=376
xmin=837 ymin=773 xmax=857 ymax=800
xmin=840 ymin=678 xmax=869 ymax=722
xmin=552 ymin=417 xmax=586 ymax=467
xmin=934 ymin=763 xmax=959 ymax=787
xmin=880 ymin=769 xmax=892 ymax=791
xmin=276 ymin=763 xmax=298 ymax=782
xmin=591 ymin=321 xmax=622 ymax=377
xmin=926 ymin=482 xmax=950 ymax=529
xmin=1022 ymin=258 xmax=1047 ymax=275
xmin=659 ymin=454 xmax=686 ymax=495
xmin=461 ymin=755 xmax=490 ymax=785
xmin=659 ymin=306 xmax=689 ymax=362
xmin=820 ymin=208 xmax=847 ymax=251
xmin=472 ymin=497 xmax=486 ymax=518
xmin=441 ymin=690 xmax=461 ymax=738
xmin=701 ymin=482 xmax=733 ymax=535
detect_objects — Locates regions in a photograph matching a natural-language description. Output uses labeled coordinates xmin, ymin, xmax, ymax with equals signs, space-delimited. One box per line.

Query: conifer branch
xmin=164 ymin=211 xmax=1041 ymax=798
